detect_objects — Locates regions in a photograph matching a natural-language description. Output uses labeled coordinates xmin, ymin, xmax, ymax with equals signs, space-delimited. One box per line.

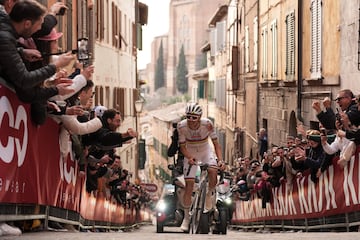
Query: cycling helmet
xmin=185 ymin=103 xmax=202 ymax=115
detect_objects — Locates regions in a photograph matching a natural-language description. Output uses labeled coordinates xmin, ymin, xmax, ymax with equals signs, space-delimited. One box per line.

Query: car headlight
xmin=157 ymin=200 xmax=167 ymax=212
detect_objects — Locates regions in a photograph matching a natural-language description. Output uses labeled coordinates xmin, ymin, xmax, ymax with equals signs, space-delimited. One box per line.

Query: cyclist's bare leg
xmin=181 ymin=179 xmax=195 ymax=231
xmin=207 ymin=167 xmax=218 ymax=190
xmin=205 ymin=167 xmax=218 ymax=211
xmin=184 ymin=179 xmax=195 ymax=207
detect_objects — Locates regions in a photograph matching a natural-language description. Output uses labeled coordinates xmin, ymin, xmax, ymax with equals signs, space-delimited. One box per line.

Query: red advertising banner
xmin=0 ymin=84 xmax=82 ymax=211
xmin=232 ymin=147 xmax=360 ymax=223
xmin=0 ymin=83 xmax=140 ymax=224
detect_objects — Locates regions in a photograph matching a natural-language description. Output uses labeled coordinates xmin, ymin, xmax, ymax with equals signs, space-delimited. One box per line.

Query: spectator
xmin=258 ymin=128 xmax=268 ymax=160
xmin=286 ymin=135 xmax=295 ymax=148
xmin=263 ymin=147 xmax=285 ymax=188
xmin=313 ymin=90 xmax=360 ymax=133
xmin=283 ymin=144 xmax=307 ymax=192
xmin=86 ymin=153 xmax=112 ymax=195
xmin=0 ymin=0 xmax=74 ymax=94
xmin=83 ymin=109 xmax=138 ymax=151
xmin=108 ymin=155 xmax=130 ymax=205
xmin=321 ymin=127 xmax=356 ymax=168
xmin=296 ymin=130 xmax=334 ymax=183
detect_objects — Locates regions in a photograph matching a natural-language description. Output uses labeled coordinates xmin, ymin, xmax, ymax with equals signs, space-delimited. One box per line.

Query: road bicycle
xmin=188 ymin=161 xmax=212 ymax=234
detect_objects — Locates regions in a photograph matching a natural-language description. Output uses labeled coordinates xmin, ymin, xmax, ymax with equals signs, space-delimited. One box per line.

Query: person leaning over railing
xmin=0 ymin=0 xmax=74 ymax=96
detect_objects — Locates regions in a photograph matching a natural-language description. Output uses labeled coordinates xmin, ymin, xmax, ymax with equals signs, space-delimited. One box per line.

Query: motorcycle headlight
xmin=156 ymin=200 xmax=167 ymax=212
xmin=224 ymin=198 xmax=232 ymax=205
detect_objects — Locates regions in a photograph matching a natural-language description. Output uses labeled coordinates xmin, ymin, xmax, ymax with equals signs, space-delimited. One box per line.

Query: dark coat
xmin=0 ymin=11 xmax=56 ymax=90
xmin=317 ymin=102 xmax=360 ymax=131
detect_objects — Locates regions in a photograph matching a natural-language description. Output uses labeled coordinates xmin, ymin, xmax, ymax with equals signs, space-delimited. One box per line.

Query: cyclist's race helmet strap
xmin=185 ymin=103 xmax=202 ymax=116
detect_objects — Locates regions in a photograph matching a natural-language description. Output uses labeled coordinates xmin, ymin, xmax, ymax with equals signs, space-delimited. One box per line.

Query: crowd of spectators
xmin=233 ymin=89 xmax=360 ymax=209
xmin=0 ymin=0 xmax=150 ymax=235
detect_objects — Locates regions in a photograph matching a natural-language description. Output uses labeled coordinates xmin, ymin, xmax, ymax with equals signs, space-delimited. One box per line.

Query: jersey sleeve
xmin=177 ymin=120 xmax=186 ymax=145
xmin=207 ymin=119 xmax=218 ymax=140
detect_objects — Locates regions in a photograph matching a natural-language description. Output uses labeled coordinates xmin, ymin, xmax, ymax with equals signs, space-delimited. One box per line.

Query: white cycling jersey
xmin=177 ymin=118 xmax=218 ymax=179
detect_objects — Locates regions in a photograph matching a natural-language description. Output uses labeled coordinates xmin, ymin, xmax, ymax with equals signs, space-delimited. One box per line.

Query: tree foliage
xmin=154 ymin=41 xmax=165 ymax=90
xmin=176 ymin=44 xmax=188 ymax=93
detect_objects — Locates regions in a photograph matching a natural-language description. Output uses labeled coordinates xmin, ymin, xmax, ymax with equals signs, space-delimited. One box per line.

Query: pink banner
xmin=232 ymin=147 xmax=360 ymax=223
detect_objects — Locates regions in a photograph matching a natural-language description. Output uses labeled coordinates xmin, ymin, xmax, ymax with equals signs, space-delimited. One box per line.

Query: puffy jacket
xmin=0 ymin=11 xmax=56 ymax=90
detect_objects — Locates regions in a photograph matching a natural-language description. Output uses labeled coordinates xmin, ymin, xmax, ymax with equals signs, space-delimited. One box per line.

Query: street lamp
xmin=135 ymin=99 xmax=144 ymax=113
xmin=134 ymin=99 xmax=144 ymax=180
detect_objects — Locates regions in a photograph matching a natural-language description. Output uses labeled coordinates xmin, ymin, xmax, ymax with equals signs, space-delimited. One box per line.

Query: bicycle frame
xmin=189 ymin=162 xmax=210 ymax=234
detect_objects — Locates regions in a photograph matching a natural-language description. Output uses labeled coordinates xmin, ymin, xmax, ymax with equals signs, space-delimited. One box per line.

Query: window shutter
xmin=216 ymin=21 xmax=226 ymax=52
xmin=261 ymin=26 xmax=268 ymax=79
xmin=232 ymin=46 xmax=239 ymax=91
xmin=210 ymin=29 xmax=217 ymax=57
xmin=245 ymin=26 xmax=249 ymax=72
xmin=253 ymin=17 xmax=258 ymax=70
xmin=311 ymin=0 xmax=322 ymax=79
xmin=286 ymin=11 xmax=295 ymax=80
xmin=271 ymin=19 xmax=278 ymax=78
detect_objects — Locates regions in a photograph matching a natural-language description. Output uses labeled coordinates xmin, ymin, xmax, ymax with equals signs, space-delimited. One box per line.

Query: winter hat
xmin=37 ymin=28 xmax=63 ymax=41
xmin=94 ymin=105 xmax=107 ymax=117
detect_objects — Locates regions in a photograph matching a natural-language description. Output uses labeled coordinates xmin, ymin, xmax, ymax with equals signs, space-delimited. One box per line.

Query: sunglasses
xmin=335 ymin=96 xmax=346 ymax=102
xmin=186 ymin=115 xmax=200 ymax=121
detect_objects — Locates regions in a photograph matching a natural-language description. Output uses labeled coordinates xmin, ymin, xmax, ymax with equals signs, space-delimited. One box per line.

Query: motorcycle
xmin=155 ymin=164 xmax=185 ymax=233
xmin=212 ymin=173 xmax=234 ymax=234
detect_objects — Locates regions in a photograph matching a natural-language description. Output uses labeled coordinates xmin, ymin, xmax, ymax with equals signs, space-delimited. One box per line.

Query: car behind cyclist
xmin=177 ymin=103 xmax=225 ymax=232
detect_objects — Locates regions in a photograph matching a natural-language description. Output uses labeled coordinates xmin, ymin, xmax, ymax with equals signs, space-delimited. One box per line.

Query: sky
xmin=137 ymin=0 xmax=170 ymax=70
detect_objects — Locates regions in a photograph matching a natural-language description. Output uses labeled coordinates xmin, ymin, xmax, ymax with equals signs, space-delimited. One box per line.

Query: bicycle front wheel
xmin=189 ymin=182 xmax=209 ymax=234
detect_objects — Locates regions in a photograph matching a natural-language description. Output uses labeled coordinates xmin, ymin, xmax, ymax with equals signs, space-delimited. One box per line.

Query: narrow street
xmin=1 ymin=223 xmax=359 ymax=240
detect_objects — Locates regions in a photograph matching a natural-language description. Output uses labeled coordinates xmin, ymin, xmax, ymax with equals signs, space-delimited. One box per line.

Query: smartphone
xmin=320 ymin=128 xmax=326 ymax=135
xmin=336 ymin=108 xmax=342 ymax=125
xmin=57 ymin=7 xmax=66 ymax=15
xmin=77 ymin=38 xmax=89 ymax=61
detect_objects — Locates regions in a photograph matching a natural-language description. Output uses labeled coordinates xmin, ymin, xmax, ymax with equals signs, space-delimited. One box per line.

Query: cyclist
xmin=177 ymin=103 xmax=225 ymax=232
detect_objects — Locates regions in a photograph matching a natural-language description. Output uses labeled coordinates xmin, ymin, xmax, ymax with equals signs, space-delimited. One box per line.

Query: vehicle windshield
xmin=161 ymin=184 xmax=175 ymax=197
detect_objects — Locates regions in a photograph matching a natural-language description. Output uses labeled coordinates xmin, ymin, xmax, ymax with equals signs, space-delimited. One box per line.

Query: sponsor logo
xmin=0 ymin=96 xmax=28 ymax=167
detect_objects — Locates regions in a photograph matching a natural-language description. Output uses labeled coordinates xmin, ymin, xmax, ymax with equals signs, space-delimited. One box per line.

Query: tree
xmin=154 ymin=41 xmax=165 ymax=90
xmin=176 ymin=44 xmax=188 ymax=93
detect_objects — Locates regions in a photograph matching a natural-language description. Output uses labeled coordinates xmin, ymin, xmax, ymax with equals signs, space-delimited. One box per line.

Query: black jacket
xmin=317 ymin=102 xmax=360 ymax=131
xmin=0 ymin=12 xmax=56 ymax=90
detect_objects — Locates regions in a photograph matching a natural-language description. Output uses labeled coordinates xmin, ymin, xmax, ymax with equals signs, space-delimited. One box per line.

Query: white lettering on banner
xmin=58 ymin=191 xmax=79 ymax=205
xmin=0 ymin=177 xmax=25 ymax=193
xmin=59 ymin=139 xmax=77 ymax=186
xmin=324 ymin=166 xmax=337 ymax=210
xmin=0 ymin=96 xmax=28 ymax=167
xmin=233 ymin=152 xmax=360 ymax=222
xmin=343 ymin=156 xmax=358 ymax=206
xmin=272 ymin=184 xmax=297 ymax=216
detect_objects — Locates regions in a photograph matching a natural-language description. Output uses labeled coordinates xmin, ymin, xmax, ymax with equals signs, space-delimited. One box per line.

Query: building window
xmin=310 ymin=0 xmax=322 ymax=79
xmin=270 ymin=19 xmax=278 ymax=79
xmin=261 ymin=26 xmax=268 ymax=79
xmin=285 ymin=11 xmax=296 ymax=80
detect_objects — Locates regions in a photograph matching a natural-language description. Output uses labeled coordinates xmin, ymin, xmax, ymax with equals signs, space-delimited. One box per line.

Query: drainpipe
xmin=297 ymin=0 xmax=304 ymax=123
xmin=256 ymin=0 xmax=260 ymax=131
